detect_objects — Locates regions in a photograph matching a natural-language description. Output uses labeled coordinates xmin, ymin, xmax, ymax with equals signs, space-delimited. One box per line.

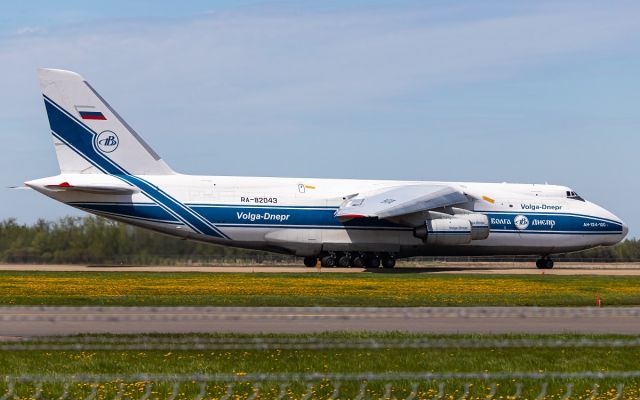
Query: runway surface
xmin=1 ymin=307 xmax=640 ymax=336
xmin=1 ymin=263 xmax=639 ymax=275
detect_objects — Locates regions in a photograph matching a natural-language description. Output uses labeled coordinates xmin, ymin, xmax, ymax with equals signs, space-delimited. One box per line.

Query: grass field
xmin=1 ymin=333 xmax=639 ymax=399
xmin=0 ymin=271 xmax=639 ymax=307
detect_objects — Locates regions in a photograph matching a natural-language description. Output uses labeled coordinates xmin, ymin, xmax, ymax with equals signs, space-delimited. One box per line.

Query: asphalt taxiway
xmin=1 ymin=307 xmax=639 ymax=336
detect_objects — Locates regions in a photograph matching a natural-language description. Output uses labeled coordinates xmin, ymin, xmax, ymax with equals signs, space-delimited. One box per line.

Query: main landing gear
xmin=303 ymin=256 xmax=317 ymax=268
xmin=536 ymin=256 xmax=554 ymax=269
xmin=303 ymin=252 xmax=397 ymax=269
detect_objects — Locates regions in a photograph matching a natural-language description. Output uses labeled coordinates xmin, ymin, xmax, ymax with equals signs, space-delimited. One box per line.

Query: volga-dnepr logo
xmin=95 ymin=130 xmax=119 ymax=153
xmin=514 ymin=215 xmax=529 ymax=230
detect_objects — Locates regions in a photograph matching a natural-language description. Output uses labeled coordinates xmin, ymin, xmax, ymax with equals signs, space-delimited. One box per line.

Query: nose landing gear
xmin=536 ymin=256 xmax=554 ymax=269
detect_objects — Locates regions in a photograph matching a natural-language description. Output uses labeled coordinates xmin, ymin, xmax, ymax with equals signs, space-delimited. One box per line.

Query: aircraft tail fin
xmin=37 ymin=68 xmax=174 ymax=175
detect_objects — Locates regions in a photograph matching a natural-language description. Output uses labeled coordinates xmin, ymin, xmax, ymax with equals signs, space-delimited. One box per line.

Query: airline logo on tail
xmin=95 ymin=131 xmax=119 ymax=153
xmin=75 ymin=105 xmax=106 ymax=120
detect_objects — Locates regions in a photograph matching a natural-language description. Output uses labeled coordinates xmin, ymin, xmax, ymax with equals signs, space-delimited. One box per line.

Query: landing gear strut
xmin=536 ymin=256 xmax=554 ymax=269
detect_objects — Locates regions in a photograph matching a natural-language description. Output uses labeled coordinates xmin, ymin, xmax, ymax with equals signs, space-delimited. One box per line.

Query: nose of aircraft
xmin=587 ymin=201 xmax=628 ymax=245
xmin=621 ymin=220 xmax=629 ymax=239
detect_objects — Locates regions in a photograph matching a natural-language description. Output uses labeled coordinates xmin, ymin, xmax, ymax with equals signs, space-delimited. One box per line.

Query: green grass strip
xmin=0 ymin=271 xmax=639 ymax=306
xmin=1 ymin=333 xmax=640 ymax=399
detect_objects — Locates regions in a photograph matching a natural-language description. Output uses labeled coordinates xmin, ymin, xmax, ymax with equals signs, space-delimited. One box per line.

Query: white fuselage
xmin=27 ymin=173 xmax=628 ymax=258
xmin=29 ymin=68 xmax=628 ymax=263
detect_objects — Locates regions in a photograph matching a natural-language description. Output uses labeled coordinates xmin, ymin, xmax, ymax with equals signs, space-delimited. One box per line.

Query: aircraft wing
xmin=335 ymin=184 xmax=468 ymax=220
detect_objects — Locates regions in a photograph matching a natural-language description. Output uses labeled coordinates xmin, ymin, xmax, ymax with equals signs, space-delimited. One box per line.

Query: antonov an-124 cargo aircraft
xmin=24 ymin=69 xmax=628 ymax=269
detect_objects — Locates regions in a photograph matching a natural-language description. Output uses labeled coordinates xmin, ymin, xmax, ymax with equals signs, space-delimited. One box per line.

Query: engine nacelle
xmin=413 ymin=218 xmax=472 ymax=245
xmin=453 ymin=213 xmax=490 ymax=240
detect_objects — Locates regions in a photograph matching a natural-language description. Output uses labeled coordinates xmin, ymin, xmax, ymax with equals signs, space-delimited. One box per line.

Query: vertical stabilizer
xmin=38 ymin=68 xmax=174 ymax=175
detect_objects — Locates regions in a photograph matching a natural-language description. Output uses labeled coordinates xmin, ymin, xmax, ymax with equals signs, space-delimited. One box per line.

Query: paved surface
xmin=1 ymin=307 xmax=640 ymax=336
xmin=1 ymin=263 xmax=639 ymax=275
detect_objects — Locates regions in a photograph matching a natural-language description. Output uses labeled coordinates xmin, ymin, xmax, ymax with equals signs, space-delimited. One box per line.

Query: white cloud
xmin=14 ymin=26 xmax=45 ymax=36
xmin=2 ymin=3 xmax=640 ymax=128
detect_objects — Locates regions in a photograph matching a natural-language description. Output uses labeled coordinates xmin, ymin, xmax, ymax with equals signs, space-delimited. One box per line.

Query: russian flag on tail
xmin=75 ymin=105 xmax=106 ymax=120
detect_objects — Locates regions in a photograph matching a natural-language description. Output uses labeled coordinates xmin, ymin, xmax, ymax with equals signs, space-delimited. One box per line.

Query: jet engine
xmin=413 ymin=218 xmax=472 ymax=245
xmin=413 ymin=210 xmax=490 ymax=245
xmin=452 ymin=210 xmax=490 ymax=240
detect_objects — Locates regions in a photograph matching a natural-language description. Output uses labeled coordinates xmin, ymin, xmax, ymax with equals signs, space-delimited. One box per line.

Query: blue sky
xmin=1 ymin=1 xmax=639 ymax=237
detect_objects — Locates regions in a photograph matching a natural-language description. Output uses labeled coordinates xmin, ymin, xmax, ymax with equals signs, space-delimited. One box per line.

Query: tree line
xmin=0 ymin=216 xmax=637 ymax=264
xmin=0 ymin=216 xmax=275 ymax=265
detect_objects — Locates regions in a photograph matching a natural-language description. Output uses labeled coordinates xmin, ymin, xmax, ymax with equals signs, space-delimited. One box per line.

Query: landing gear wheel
xmin=320 ymin=255 xmax=336 ymax=268
xmin=365 ymin=256 xmax=381 ymax=268
xmin=536 ymin=257 xmax=554 ymax=269
xmin=337 ymin=254 xmax=351 ymax=268
xmin=381 ymin=257 xmax=396 ymax=269
xmin=303 ymin=256 xmax=317 ymax=268
xmin=351 ymin=255 xmax=365 ymax=268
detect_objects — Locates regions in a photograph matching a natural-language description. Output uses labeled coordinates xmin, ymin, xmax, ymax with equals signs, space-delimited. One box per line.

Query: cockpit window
xmin=566 ymin=190 xmax=585 ymax=201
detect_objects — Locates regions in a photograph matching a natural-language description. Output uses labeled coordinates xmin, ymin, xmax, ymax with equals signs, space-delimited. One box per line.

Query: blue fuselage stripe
xmin=67 ymin=202 xmax=623 ymax=235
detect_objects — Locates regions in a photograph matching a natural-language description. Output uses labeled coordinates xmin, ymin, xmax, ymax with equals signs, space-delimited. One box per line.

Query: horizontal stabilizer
xmin=42 ymin=181 xmax=138 ymax=195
